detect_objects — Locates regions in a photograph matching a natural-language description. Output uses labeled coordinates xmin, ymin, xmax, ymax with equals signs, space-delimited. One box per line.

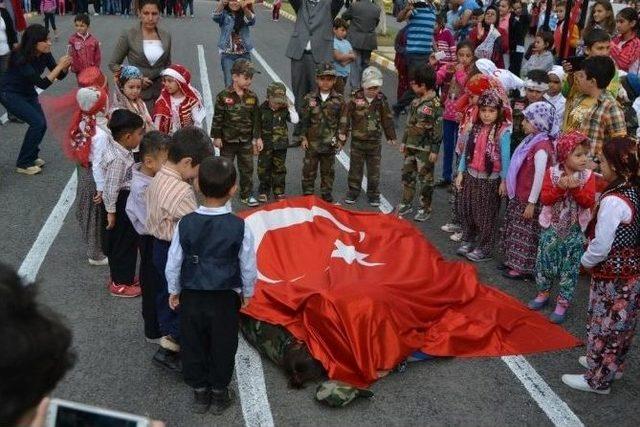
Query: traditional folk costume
xmin=111 ymin=65 xmax=154 ymax=132
xmin=502 ymin=102 xmax=556 ymax=278
xmin=457 ymin=90 xmax=511 ymax=262
xmin=153 ymin=64 xmax=205 ymax=135
xmin=529 ymin=132 xmax=596 ymax=323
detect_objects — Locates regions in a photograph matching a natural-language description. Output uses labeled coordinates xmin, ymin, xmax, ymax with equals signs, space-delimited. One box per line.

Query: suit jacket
xmin=286 ymin=0 xmax=344 ymax=63
xmin=0 ymin=7 xmax=18 ymax=49
xmin=109 ymin=24 xmax=172 ymax=102
xmin=342 ymin=0 xmax=380 ymax=51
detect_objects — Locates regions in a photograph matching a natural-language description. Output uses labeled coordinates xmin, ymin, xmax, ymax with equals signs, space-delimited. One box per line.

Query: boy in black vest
xmin=165 ymin=156 xmax=257 ymax=415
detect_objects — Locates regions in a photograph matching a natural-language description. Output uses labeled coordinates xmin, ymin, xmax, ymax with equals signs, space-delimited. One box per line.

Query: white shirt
xmin=89 ymin=125 xmax=110 ymax=192
xmin=0 ymin=15 xmax=9 ymax=56
xmin=143 ymin=40 xmax=164 ymax=66
xmin=320 ymin=91 xmax=330 ymax=102
xmin=165 ymin=204 xmax=257 ymax=296
xmin=287 ymin=105 xmax=300 ymax=124
xmin=528 ymin=150 xmax=548 ymax=204
xmin=581 ymin=195 xmax=634 ymax=268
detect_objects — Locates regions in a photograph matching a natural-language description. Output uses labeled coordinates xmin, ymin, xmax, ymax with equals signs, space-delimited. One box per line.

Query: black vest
xmin=179 ymin=212 xmax=245 ymax=291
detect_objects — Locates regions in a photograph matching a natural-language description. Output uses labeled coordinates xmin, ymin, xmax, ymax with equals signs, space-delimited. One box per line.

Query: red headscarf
xmin=64 ymin=87 xmax=108 ymax=167
xmin=556 ymin=131 xmax=588 ymax=165
xmin=153 ymin=64 xmax=203 ymax=134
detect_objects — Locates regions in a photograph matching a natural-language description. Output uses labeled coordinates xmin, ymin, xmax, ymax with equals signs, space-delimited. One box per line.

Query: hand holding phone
xmin=46 ymin=398 xmax=151 ymax=427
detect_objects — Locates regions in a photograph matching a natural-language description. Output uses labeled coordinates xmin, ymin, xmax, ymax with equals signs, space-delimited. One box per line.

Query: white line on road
xmin=197 ymin=47 xmax=274 ymax=427
xmin=18 ymin=170 xmax=78 ymax=283
xmin=250 ymin=47 xmax=584 ymax=427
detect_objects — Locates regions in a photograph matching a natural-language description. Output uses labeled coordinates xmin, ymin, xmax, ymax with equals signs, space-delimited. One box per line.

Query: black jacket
xmin=0 ymin=7 xmax=18 ymax=49
xmin=509 ymin=11 xmax=530 ymax=52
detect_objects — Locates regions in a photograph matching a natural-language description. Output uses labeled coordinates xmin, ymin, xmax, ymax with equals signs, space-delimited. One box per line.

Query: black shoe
xmin=152 ymin=347 xmax=182 ymax=373
xmin=193 ymin=388 xmax=211 ymax=414
xmin=321 ymin=194 xmax=334 ymax=203
xmin=210 ymin=388 xmax=232 ymax=415
xmin=8 ymin=115 xmax=24 ymax=124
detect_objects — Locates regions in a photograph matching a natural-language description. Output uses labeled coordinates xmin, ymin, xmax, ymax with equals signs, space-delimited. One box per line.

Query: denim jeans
xmin=183 ymin=0 xmax=193 ymax=15
xmin=104 ymin=0 xmax=120 ymax=14
xmin=43 ymin=12 xmax=57 ymax=32
xmin=220 ymin=52 xmax=251 ymax=88
xmin=0 ymin=91 xmax=47 ymax=168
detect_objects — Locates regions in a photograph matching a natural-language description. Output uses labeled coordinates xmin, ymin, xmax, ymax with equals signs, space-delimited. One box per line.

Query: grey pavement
xmin=0 ymin=2 xmax=637 ymax=426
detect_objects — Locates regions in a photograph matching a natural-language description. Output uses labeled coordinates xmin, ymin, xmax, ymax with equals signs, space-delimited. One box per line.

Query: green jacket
xmin=340 ymin=89 xmax=396 ymax=148
xmin=402 ymin=94 xmax=443 ymax=152
xmin=299 ymin=89 xmax=346 ymax=154
xmin=259 ymin=102 xmax=292 ymax=150
xmin=211 ymin=86 xmax=260 ymax=143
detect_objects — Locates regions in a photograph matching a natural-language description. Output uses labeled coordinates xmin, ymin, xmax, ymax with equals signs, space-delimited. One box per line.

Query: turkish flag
xmin=240 ymin=196 xmax=580 ymax=388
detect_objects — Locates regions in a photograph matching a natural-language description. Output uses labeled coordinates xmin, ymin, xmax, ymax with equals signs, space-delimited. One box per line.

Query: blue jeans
xmin=184 ymin=0 xmax=193 ymax=15
xmin=442 ymin=119 xmax=459 ymax=182
xmin=220 ymin=52 xmax=251 ymax=88
xmin=152 ymin=238 xmax=180 ymax=340
xmin=0 ymin=91 xmax=47 ymax=168
xmin=104 ymin=0 xmax=119 ymax=14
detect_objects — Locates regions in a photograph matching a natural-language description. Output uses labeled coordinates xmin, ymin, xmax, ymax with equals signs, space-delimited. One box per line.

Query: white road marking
xmin=198 ymin=47 xmax=274 ymax=427
xmin=18 ymin=170 xmax=78 ymax=283
xmin=250 ymin=47 xmax=584 ymax=427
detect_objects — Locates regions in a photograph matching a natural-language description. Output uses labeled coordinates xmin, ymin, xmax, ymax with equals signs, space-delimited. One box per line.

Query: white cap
xmin=76 ymin=87 xmax=102 ymax=112
xmin=361 ymin=66 xmax=383 ymax=89
xmin=548 ymin=65 xmax=566 ymax=82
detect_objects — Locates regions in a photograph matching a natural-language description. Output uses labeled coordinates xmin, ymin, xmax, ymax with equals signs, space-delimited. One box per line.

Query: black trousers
xmin=103 ymin=190 xmax=138 ymax=284
xmin=181 ymin=290 xmax=240 ymax=390
xmin=139 ymin=235 xmax=161 ymax=339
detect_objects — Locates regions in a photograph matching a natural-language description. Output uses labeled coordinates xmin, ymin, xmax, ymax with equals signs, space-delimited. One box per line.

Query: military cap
xmin=231 ymin=59 xmax=260 ymax=76
xmin=267 ymin=81 xmax=288 ymax=105
xmin=315 ymin=381 xmax=374 ymax=407
xmin=316 ymin=62 xmax=337 ymax=77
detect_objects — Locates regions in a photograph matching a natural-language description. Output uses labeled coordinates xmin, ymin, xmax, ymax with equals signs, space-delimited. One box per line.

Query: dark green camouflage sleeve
xmin=253 ymin=100 xmax=261 ymax=140
xmin=210 ymin=91 xmax=225 ymax=139
xmin=298 ymin=95 xmax=310 ymax=137
xmin=380 ymin=97 xmax=396 ymax=141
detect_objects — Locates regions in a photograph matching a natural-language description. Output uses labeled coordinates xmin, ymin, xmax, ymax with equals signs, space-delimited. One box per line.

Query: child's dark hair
xmin=526 ymin=69 xmax=550 ymax=84
xmin=410 ymin=65 xmax=437 ymax=90
xmin=472 ymin=8 xmax=484 ymax=18
xmin=74 ymin=13 xmax=90 ymax=26
xmin=333 ymin=17 xmax=349 ymax=30
xmin=108 ymin=109 xmax=144 ymax=141
xmin=556 ymin=0 xmax=566 ymax=8
xmin=138 ymin=0 xmax=160 ymax=10
xmin=139 ymin=131 xmax=170 ymax=159
xmin=283 ymin=341 xmax=326 ymax=389
xmin=168 ymin=126 xmax=213 ymax=166
xmin=586 ymin=0 xmax=616 ymax=34
xmin=579 ymin=56 xmax=616 ymax=89
xmin=457 ymin=39 xmax=475 ymax=55
xmin=0 ymin=263 xmax=76 ymax=427
xmin=537 ymin=30 xmax=554 ymax=51
xmin=601 ymin=137 xmax=640 ymax=187
xmin=198 ymin=156 xmax=236 ymax=198
xmin=583 ymin=28 xmax=611 ymax=48
xmin=617 ymin=7 xmax=640 ymax=36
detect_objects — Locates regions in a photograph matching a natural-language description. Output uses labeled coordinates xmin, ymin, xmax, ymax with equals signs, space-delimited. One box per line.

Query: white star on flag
xmin=330 ymin=240 xmax=384 ymax=267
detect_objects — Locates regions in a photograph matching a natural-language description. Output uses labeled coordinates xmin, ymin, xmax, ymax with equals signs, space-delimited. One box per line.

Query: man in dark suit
xmin=342 ymin=0 xmax=380 ymax=90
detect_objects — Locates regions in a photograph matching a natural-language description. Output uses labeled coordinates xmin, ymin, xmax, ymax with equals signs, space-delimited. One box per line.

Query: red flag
xmin=241 ymin=196 xmax=580 ymax=387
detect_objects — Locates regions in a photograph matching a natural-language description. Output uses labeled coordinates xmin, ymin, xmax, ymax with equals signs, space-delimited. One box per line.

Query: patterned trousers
xmin=401 ymin=147 xmax=435 ymax=210
xmin=457 ymin=173 xmax=501 ymax=253
xmin=535 ymin=226 xmax=584 ymax=303
xmin=502 ymin=198 xmax=542 ymax=274
xmin=220 ymin=142 xmax=254 ymax=199
xmin=348 ymin=143 xmax=381 ymax=198
xmin=584 ymin=275 xmax=640 ymax=390
xmin=302 ymin=147 xmax=335 ymax=199
xmin=258 ymin=147 xmax=287 ymax=196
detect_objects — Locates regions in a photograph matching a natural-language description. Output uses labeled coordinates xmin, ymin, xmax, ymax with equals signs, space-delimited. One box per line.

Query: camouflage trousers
xmin=220 ymin=142 xmax=254 ymax=199
xmin=348 ymin=142 xmax=381 ymax=198
xmin=301 ymin=147 xmax=335 ymax=200
xmin=401 ymin=147 xmax=435 ymax=210
xmin=258 ymin=147 xmax=287 ymax=196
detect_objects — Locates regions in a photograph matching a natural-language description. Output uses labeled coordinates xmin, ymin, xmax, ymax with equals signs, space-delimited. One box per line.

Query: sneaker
xmin=343 ymin=193 xmax=358 ymax=204
xmin=192 ymin=388 xmax=211 ymax=414
xmin=145 ymin=336 xmax=163 ymax=345
xmin=466 ymin=249 xmax=493 ymax=262
xmin=34 ymin=158 xmax=46 ymax=167
xmin=210 ymin=388 xmax=232 ymax=415
xmin=549 ymin=311 xmax=567 ymax=324
xmin=241 ymin=196 xmax=259 ymax=207
xmin=152 ymin=347 xmax=182 ymax=373
xmin=397 ymin=203 xmax=413 ymax=217
xmin=108 ymin=281 xmax=141 ymax=298
xmin=16 ymin=165 xmax=42 ymax=175
xmin=368 ymin=196 xmax=380 ymax=207
xmin=450 ymin=232 xmax=463 ymax=242
xmin=440 ymin=223 xmax=461 ymax=233
xmin=561 ymin=374 xmax=610 ymax=395
xmin=578 ymin=356 xmax=623 ymax=380
xmin=257 ymin=193 xmax=268 ymax=203
xmin=160 ymin=335 xmax=181 ymax=352
xmin=456 ymin=243 xmax=474 ymax=256
xmin=88 ymin=257 xmax=109 ymax=266
xmin=321 ymin=194 xmax=334 ymax=203
xmin=502 ymin=269 xmax=528 ymax=280
xmin=413 ymin=208 xmax=431 ymax=222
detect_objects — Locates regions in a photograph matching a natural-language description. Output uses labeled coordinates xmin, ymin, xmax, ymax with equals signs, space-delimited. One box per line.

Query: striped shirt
xmin=406 ymin=6 xmax=436 ymax=56
xmin=145 ymin=166 xmax=197 ymax=242
xmin=100 ymin=140 xmax=134 ymax=213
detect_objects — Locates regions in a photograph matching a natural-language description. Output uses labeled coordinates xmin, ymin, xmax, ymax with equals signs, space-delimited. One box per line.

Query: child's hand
xmin=253 ymin=138 xmax=263 ymax=154
xmin=455 ymin=173 xmax=463 ymax=191
xmin=447 ymin=62 xmax=456 ymax=73
xmin=169 ymin=294 xmax=180 ymax=311
xmin=106 ymin=213 xmax=116 ymax=230
xmin=562 ymin=60 xmax=573 ymax=74
xmin=213 ymin=138 xmax=223 ymax=148
xmin=399 ymin=143 xmax=406 ymax=153
xmin=301 ymin=136 xmax=309 ymax=149
xmin=522 ymin=203 xmax=535 ymax=219
xmin=141 ymin=77 xmax=153 ymax=89
xmin=387 ymin=139 xmax=397 ymax=146
xmin=566 ymin=176 xmax=581 ymax=189
xmin=428 ymin=152 xmax=438 ymax=163
xmin=242 ymin=296 xmax=252 ymax=308
xmin=93 ymin=191 xmax=103 ymax=204
xmin=498 ymin=180 xmax=507 ymax=197
xmin=558 ymin=175 xmax=569 ymax=189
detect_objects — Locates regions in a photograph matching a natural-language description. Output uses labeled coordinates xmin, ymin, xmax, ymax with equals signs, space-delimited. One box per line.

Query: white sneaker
xmin=160 ymin=336 xmax=181 ymax=352
xmin=578 ymin=356 xmax=623 ymax=379
xmin=450 ymin=231 xmax=463 ymax=242
xmin=88 ymin=257 xmax=109 ymax=266
xmin=440 ymin=223 xmax=461 ymax=233
xmin=34 ymin=158 xmax=46 ymax=167
xmin=561 ymin=374 xmax=610 ymax=394
xmin=16 ymin=165 xmax=42 ymax=175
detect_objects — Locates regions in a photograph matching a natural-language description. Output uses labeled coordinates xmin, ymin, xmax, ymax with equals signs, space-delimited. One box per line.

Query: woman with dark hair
xmin=109 ymin=0 xmax=172 ymax=112
xmin=562 ymin=137 xmax=640 ymax=394
xmin=0 ymin=24 xmax=70 ymax=175
xmin=611 ymin=7 xmax=640 ymax=72
xmin=213 ymin=0 xmax=256 ymax=87
xmin=469 ymin=5 xmax=506 ymax=68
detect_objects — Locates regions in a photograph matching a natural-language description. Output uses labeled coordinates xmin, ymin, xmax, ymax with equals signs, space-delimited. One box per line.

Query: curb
xmin=261 ymin=2 xmax=397 ymax=74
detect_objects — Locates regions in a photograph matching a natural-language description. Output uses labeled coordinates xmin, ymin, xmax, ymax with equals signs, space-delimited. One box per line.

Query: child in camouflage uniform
xmin=397 ymin=65 xmax=443 ymax=222
xmin=340 ymin=66 xmax=396 ymax=206
xmin=211 ymin=59 xmax=263 ymax=207
xmin=299 ymin=63 xmax=347 ymax=203
xmin=257 ymin=82 xmax=299 ymax=202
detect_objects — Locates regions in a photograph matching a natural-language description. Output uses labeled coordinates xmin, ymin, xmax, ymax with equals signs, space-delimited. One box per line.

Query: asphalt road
xmin=0 ymin=2 xmax=637 ymax=426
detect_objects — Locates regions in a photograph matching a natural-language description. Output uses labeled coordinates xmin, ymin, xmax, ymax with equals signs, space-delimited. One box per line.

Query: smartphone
xmin=564 ymin=55 xmax=585 ymax=70
xmin=46 ymin=398 xmax=150 ymax=427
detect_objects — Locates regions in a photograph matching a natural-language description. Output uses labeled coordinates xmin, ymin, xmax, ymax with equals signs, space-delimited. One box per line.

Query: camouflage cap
xmin=316 ymin=62 xmax=337 ymax=77
xmin=315 ymin=381 xmax=374 ymax=407
xmin=231 ymin=59 xmax=260 ymax=77
xmin=267 ymin=82 xmax=288 ymax=105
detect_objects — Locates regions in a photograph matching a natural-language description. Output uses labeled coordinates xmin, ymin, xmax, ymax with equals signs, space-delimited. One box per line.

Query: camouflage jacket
xmin=259 ymin=102 xmax=292 ymax=150
xmin=339 ymin=89 xmax=396 ymax=148
xmin=239 ymin=315 xmax=294 ymax=366
xmin=299 ymin=90 xmax=346 ymax=154
xmin=211 ymin=86 xmax=260 ymax=143
xmin=402 ymin=94 xmax=443 ymax=153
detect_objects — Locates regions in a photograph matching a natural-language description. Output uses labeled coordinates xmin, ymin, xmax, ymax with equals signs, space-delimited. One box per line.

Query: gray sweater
xmin=521 ymin=51 xmax=554 ymax=78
